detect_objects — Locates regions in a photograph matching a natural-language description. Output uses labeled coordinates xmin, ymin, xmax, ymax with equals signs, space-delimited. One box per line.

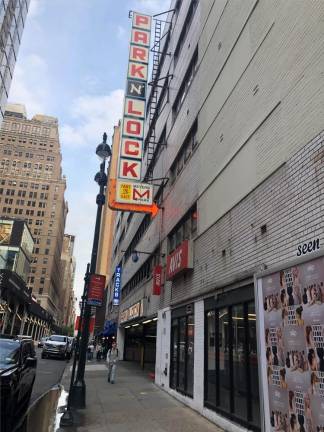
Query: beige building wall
xmin=60 ymin=234 xmax=76 ymax=327
xmin=97 ymin=123 xmax=121 ymax=279
xmin=95 ymin=123 xmax=121 ymax=331
xmin=0 ymin=104 xmax=68 ymax=322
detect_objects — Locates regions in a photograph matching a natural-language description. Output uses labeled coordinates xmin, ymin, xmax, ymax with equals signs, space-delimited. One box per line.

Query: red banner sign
xmin=88 ymin=274 xmax=106 ymax=307
xmin=75 ymin=316 xmax=95 ymax=333
xmin=166 ymin=240 xmax=193 ymax=280
xmin=152 ymin=265 xmax=162 ymax=295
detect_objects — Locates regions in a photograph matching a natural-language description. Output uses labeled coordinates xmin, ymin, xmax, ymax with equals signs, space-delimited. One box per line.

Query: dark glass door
xmin=170 ymin=311 xmax=195 ymax=397
xmin=204 ymin=295 xmax=261 ymax=431
xmin=178 ymin=317 xmax=186 ymax=393
xmin=170 ymin=318 xmax=178 ymax=389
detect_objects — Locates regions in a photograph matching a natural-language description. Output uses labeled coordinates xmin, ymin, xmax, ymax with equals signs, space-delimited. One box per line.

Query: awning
xmin=102 ymin=320 xmax=117 ymax=337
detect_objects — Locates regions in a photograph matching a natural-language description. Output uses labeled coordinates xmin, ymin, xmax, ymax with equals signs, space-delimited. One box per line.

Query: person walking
xmin=96 ymin=342 xmax=103 ymax=361
xmin=87 ymin=341 xmax=94 ymax=361
xmin=106 ymin=341 xmax=119 ymax=383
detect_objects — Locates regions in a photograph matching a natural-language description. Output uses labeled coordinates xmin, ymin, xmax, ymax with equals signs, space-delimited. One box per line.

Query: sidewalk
xmin=57 ymin=360 xmax=223 ymax=432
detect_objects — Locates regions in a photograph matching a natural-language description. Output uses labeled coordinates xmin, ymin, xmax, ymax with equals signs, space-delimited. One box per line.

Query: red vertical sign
xmin=87 ymin=274 xmax=106 ymax=307
xmin=152 ymin=265 xmax=162 ymax=295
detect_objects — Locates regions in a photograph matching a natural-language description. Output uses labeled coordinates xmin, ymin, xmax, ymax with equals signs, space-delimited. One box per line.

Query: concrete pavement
xmin=57 ymin=361 xmax=223 ymax=432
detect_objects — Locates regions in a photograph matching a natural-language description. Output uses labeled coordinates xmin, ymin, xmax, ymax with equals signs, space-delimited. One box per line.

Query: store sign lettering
xmin=113 ymin=266 xmax=122 ymax=306
xmin=169 ymin=250 xmax=182 ymax=274
xmin=297 ymin=238 xmax=320 ymax=256
xmin=120 ymin=300 xmax=143 ymax=323
xmin=113 ymin=11 xmax=153 ymax=208
xmin=116 ymin=180 xmax=152 ymax=205
xmin=166 ymin=240 xmax=193 ymax=280
xmin=152 ymin=265 xmax=162 ymax=295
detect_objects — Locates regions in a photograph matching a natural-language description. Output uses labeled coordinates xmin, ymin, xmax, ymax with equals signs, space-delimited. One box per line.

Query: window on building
xmin=170 ymin=119 xmax=198 ymax=184
xmin=44 ymin=249 xmax=50 ymax=255
xmin=173 ymin=48 xmax=198 ymax=119
xmin=168 ymin=205 xmax=197 ymax=253
xmin=174 ymin=0 xmax=198 ymax=65
xmin=204 ymin=287 xmax=260 ymax=430
xmin=170 ymin=306 xmax=194 ymax=398
xmin=43 ymin=257 xmax=48 ymax=264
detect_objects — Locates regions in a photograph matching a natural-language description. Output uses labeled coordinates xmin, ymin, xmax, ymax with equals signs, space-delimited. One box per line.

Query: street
xmin=30 ymin=348 xmax=68 ymax=406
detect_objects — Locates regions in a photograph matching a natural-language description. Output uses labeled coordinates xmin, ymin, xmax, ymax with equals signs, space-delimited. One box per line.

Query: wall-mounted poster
xmin=256 ymin=255 xmax=324 ymax=432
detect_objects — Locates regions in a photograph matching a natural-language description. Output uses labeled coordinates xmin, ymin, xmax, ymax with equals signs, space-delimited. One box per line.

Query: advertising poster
xmin=256 ymin=256 xmax=324 ymax=432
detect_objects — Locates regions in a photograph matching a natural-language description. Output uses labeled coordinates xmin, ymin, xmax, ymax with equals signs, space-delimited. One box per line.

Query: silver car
xmin=41 ymin=335 xmax=69 ymax=360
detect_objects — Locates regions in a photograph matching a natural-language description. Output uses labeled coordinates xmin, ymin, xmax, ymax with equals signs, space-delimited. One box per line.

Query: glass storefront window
xmin=205 ymin=294 xmax=260 ymax=431
xmin=232 ymin=304 xmax=247 ymax=419
xmin=218 ymin=307 xmax=230 ymax=412
xmin=205 ymin=310 xmax=216 ymax=406
xmin=170 ymin=308 xmax=194 ymax=398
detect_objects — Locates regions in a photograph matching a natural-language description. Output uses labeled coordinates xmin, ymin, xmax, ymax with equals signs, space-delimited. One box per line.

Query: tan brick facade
xmin=0 ymin=104 xmax=67 ymax=322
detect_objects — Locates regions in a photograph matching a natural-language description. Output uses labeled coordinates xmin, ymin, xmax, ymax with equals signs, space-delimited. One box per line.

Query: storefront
xmin=124 ymin=319 xmax=157 ymax=370
xmin=120 ymin=300 xmax=157 ymax=371
xmin=204 ymin=284 xmax=260 ymax=431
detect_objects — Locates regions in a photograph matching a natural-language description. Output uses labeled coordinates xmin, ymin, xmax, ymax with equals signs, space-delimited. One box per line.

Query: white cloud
xmin=28 ymin=0 xmax=45 ymax=18
xmin=117 ymin=25 xmax=127 ymax=40
xmin=9 ymin=53 xmax=49 ymax=117
xmin=60 ymin=89 xmax=124 ymax=149
xmin=131 ymin=0 xmax=171 ymax=15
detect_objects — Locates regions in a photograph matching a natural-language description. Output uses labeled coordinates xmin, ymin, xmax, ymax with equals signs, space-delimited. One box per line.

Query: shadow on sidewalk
xmin=56 ymin=361 xmax=222 ymax=432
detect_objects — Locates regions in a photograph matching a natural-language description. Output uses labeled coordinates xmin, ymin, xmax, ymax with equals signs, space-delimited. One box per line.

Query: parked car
xmin=38 ymin=336 xmax=48 ymax=348
xmin=0 ymin=336 xmax=37 ymax=432
xmin=42 ymin=335 xmax=69 ymax=359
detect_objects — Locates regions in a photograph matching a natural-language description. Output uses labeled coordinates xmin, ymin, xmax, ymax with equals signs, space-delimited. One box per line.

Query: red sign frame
xmin=166 ymin=240 xmax=193 ymax=281
xmin=87 ymin=274 xmax=106 ymax=307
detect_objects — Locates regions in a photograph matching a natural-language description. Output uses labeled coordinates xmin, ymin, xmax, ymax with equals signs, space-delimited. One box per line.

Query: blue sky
xmin=9 ymin=0 xmax=170 ymax=304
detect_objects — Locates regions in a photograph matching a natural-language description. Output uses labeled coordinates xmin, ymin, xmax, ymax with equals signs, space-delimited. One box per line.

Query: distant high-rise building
xmin=0 ymin=1 xmax=30 ymax=121
xmin=60 ymin=234 xmax=76 ymax=328
xmin=0 ymin=103 xmax=68 ymax=322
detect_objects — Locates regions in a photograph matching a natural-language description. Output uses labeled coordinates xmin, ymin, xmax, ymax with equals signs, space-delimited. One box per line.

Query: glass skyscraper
xmin=0 ymin=0 xmax=30 ymax=120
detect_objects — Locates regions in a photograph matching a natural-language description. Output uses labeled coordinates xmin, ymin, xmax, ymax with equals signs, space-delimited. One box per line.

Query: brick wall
xmin=171 ymin=131 xmax=324 ymax=304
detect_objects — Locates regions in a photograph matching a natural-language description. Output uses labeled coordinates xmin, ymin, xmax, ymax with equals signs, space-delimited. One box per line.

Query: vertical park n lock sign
xmin=108 ymin=11 xmax=159 ymax=217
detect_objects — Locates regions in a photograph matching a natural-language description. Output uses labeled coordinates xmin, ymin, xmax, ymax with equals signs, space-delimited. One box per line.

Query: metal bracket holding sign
xmin=255 ymin=250 xmax=324 ymax=432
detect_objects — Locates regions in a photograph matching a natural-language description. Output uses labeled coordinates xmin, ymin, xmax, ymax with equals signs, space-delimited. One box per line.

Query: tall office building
xmin=0 ymin=103 xmax=68 ymax=322
xmin=60 ymin=234 xmax=76 ymax=328
xmin=0 ymin=0 xmax=30 ymax=120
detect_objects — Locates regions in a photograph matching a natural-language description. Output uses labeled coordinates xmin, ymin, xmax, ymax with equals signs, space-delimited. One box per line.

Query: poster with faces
xmin=257 ymin=256 xmax=324 ymax=432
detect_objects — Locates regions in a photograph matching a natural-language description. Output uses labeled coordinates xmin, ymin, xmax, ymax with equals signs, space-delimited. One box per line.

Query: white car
xmin=41 ymin=335 xmax=70 ymax=359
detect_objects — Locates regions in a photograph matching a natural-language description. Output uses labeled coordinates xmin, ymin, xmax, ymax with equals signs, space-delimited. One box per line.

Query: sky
xmin=9 ymin=0 xmax=170 ymax=307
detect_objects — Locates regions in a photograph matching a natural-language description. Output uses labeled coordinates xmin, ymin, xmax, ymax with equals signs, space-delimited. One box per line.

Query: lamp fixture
xmin=96 ymin=132 xmax=112 ymax=161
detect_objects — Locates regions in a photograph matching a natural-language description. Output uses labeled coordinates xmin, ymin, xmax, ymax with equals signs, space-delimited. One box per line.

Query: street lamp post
xmin=69 ymin=133 xmax=111 ymax=409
